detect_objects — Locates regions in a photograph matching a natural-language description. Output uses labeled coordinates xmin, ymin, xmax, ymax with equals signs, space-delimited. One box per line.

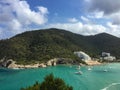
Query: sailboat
xmin=88 ymin=67 xmax=92 ymax=71
xmin=88 ymin=66 xmax=92 ymax=71
xmin=75 ymin=65 xmax=83 ymax=75
xmin=75 ymin=71 xmax=83 ymax=74
xmin=76 ymin=65 xmax=80 ymax=70
xmin=103 ymin=69 xmax=108 ymax=72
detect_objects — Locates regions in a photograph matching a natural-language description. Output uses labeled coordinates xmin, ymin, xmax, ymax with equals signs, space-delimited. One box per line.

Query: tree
xmin=21 ymin=74 xmax=73 ymax=90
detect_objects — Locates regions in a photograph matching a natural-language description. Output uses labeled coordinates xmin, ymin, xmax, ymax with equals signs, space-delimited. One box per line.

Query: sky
xmin=0 ymin=0 xmax=120 ymax=39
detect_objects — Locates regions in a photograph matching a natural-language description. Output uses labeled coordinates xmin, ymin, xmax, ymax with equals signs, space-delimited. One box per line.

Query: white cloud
xmin=68 ymin=18 xmax=78 ymax=23
xmin=45 ymin=20 xmax=120 ymax=37
xmin=81 ymin=16 xmax=90 ymax=23
xmin=86 ymin=0 xmax=120 ymax=25
xmin=106 ymin=22 xmax=120 ymax=36
xmin=87 ymin=11 xmax=104 ymax=19
xmin=107 ymin=22 xmax=118 ymax=29
xmin=107 ymin=12 xmax=120 ymax=25
xmin=0 ymin=0 xmax=48 ymax=38
xmin=12 ymin=0 xmax=48 ymax=25
xmin=8 ymin=19 xmax=22 ymax=34
xmin=88 ymin=0 xmax=120 ymax=15
xmin=37 ymin=6 xmax=49 ymax=14
xmin=46 ymin=22 xmax=106 ymax=35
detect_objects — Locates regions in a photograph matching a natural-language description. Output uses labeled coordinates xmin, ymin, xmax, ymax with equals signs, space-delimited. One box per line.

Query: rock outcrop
xmin=0 ymin=56 xmax=99 ymax=69
xmin=0 ymin=58 xmax=47 ymax=69
xmin=0 ymin=58 xmax=13 ymax=68
xmin=47 ymin=58 xmax=57 ymax=66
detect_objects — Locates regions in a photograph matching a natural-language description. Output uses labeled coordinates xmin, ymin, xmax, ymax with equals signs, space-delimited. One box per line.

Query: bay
xmin=0 ymin=63 xmax=120 ymax=90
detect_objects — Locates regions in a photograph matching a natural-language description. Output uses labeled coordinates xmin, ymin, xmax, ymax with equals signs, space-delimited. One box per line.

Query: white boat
xmin=88 ymin=67 xmax=92 ymax=71
xmin=103 ymin=69 xmax=108 ymax=72
xmin=75 ymin=71 xmax=83 ymax=75
xmin=76 ymin=65 xmax=80 ymax=70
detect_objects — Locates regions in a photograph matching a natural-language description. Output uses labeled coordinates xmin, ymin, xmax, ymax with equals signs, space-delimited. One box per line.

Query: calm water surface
xmin=0 ymin=63 xmax=120 ymax=90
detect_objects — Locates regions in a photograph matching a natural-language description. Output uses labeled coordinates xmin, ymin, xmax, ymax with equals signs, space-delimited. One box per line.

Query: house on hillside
xmin=74 ymin=51 xmax=91 ymax=61
xmin=101 ymin=52 xmax=116 ymax=61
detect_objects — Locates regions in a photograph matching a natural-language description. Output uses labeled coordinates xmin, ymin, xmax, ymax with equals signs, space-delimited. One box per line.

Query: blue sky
xmin=27 ymin=0 xmax=85 ymax=23
xmin=0 ymin=0 xmax=120 ymax=39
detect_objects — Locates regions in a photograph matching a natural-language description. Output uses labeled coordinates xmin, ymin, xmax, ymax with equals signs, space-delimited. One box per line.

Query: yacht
xmin=76 ymin=65 xmax=80 ymax=70
xmin=103 ymin=69 xmax=108 ymax=72
xmin=88 ymin=67 xmax=92 ymax=71
xmin=75 ymin=71 xmax=83 ymax=75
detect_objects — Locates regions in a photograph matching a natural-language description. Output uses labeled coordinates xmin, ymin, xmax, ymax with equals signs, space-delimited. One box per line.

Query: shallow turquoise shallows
xmin=0 ymin=63 xmax=120 ymax=90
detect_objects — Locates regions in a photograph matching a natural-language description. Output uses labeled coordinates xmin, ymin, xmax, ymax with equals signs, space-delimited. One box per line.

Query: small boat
xmin=103 ymin=69 xmax=108 ymax=72
xmin=75 ymin=71 xmax=83 ymax=75
xmin=88 ymin=67 xmax=92 ymax=71
xmin=76 ymin=65 xmax=80 ymax=70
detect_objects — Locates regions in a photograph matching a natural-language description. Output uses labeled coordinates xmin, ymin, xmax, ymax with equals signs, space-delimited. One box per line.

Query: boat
xmin=103 ymin=69 xmax=108 ymax=72
xmin=76 ymin=65 xmax=80 ymax=70
xmin=88 ymin=67 xmax=92 ymax=71
xmin=75 ymin=71 xmax=83 ymax=75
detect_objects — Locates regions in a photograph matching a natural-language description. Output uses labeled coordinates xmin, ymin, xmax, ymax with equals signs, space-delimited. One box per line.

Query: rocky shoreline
xmin=0 ymin=58 xmax=101 ymax=69
xmin=0 ymin=58 xmax=58 ymax=69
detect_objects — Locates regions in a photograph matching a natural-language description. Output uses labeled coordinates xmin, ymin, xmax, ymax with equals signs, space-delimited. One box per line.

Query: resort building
xmin=74 ymin=51 xmax=91 ymax=61
xmin=102 ymin=52 xmax=110 ymax=57
xmin=101 ymin=52 xmax=116 ymax=61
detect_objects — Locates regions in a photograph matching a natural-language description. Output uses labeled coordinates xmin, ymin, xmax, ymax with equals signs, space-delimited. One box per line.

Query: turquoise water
xmin=0 ymin=63 xmax=120 ymax=90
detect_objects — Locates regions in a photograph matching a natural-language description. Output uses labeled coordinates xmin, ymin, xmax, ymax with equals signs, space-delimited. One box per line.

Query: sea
xmin=0 ymin=63 xmax=120 ymax=90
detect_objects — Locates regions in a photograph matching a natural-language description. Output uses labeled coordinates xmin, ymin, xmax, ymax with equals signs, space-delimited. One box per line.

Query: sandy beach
xmin=85 ymin=60 xmax=101 ymax=66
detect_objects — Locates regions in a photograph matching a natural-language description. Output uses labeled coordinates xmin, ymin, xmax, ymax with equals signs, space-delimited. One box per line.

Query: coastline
xmin=1 ymin=63 xmax=120 ymax=90
xmin=0 ymin=58 xmax=102 ymax=69
xmin=85 ymin=60 xmax=101 ymax=66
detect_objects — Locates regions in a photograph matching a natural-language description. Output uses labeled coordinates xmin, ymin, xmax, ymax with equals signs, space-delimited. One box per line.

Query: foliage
xmin=21 ymin=73 xmax=73 ymax=90
xmin=0 ymin=28 xmax=120 ymax=64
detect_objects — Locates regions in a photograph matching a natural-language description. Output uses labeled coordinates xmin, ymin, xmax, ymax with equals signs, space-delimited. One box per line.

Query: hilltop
xmin=0 ymin=28 xmax=120 ymax=64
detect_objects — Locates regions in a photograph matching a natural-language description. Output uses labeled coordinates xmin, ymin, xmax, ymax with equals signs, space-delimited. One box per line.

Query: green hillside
xmin=0 ymin=28 xmax=120 ymax=63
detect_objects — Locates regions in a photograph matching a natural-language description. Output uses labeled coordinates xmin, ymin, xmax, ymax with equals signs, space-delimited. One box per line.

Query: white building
xmin=103 ymin=56 xmax=116 ymax=61
xmin=102 ymin=52 xmax=110 ymax=57
xmin=74 ymin=51 xmax=91 ymax=61
xmin=101 ymin=52 xmax=116 ymax=61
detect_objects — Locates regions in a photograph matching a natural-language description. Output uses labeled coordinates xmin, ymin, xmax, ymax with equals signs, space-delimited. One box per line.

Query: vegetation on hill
xmin=0 ymin=29 xmax=81 ymax=64
xmin=21 ymin=73 xmax=73 ymax=90
xmin=0 ymin=28 xmax=120 ymax=64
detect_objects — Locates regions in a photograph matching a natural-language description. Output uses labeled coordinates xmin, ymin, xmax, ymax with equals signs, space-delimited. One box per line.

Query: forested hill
xmin=0 ymin=28 xmax=120 ymax=63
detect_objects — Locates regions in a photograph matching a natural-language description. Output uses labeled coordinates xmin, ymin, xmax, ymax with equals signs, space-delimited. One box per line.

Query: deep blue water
xmin=0 ymin=63 xmax=120 ymax=90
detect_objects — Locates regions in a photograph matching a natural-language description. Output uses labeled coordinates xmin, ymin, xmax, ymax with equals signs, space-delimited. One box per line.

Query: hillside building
xmin=101 ymin=52 xmax=116 ymax=61
xmin=74 ymin=51 xmax=91 ymax=61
